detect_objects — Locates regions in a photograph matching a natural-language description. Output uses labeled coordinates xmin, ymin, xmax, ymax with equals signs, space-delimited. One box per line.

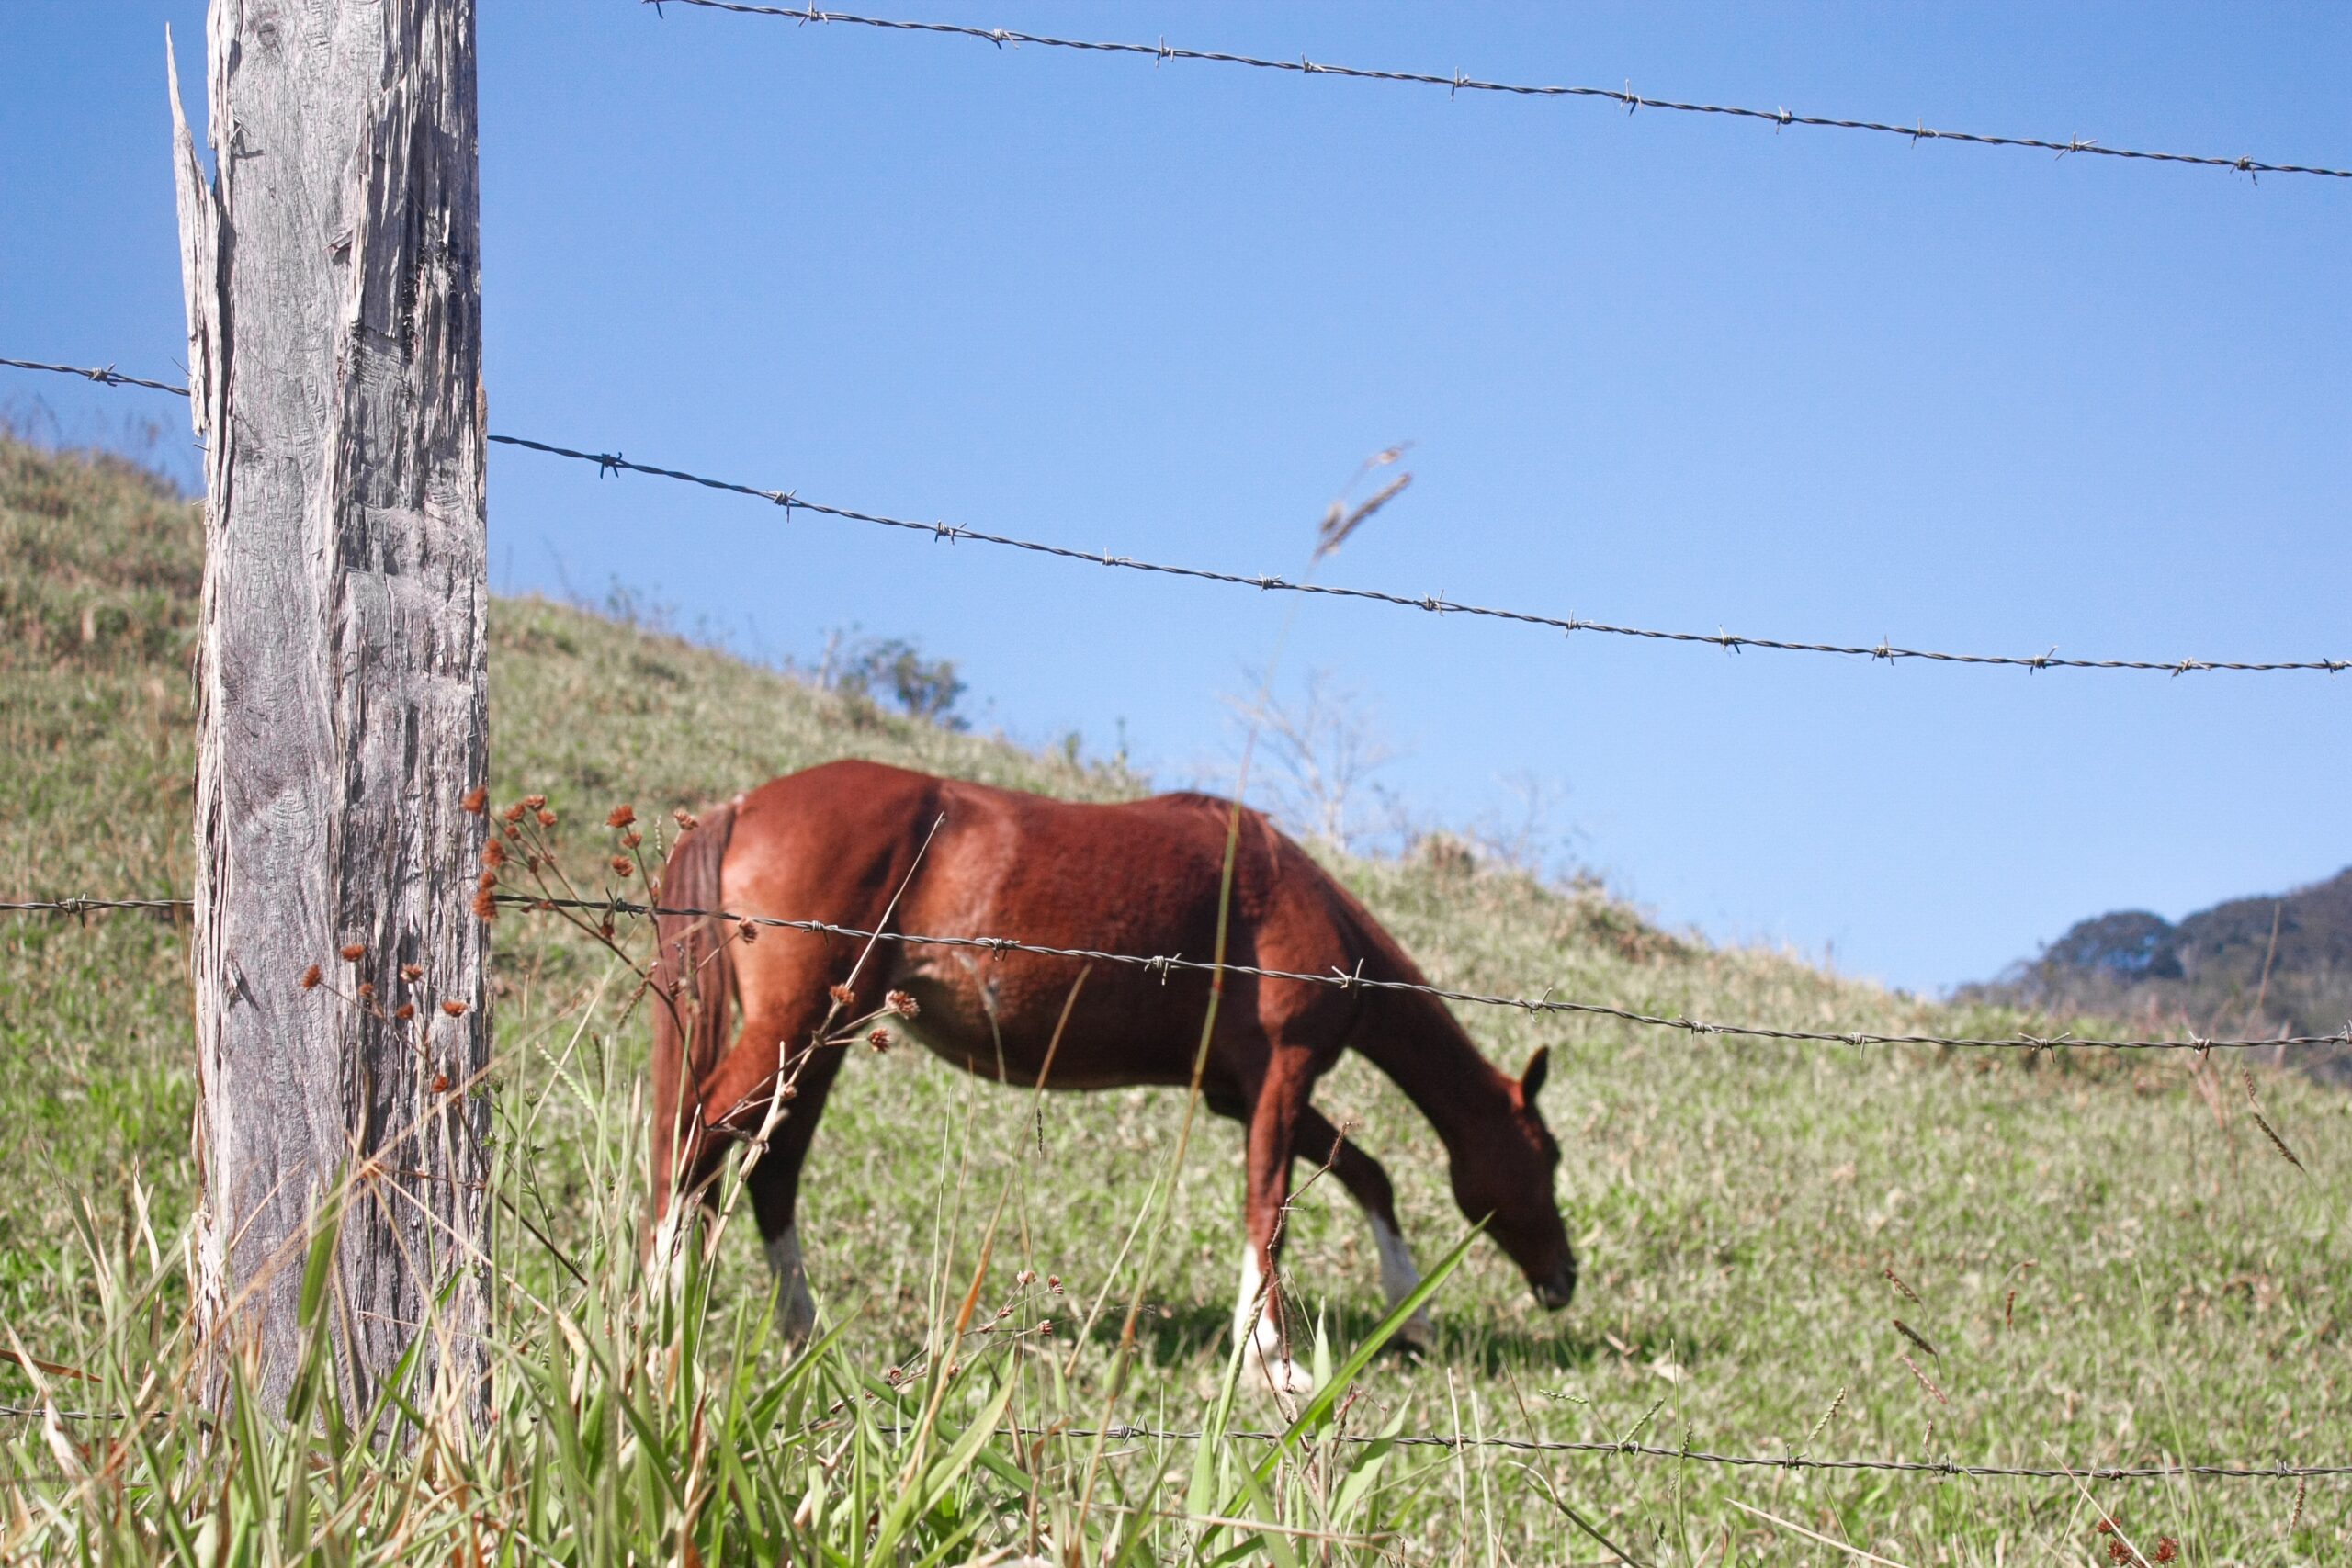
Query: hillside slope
xmin=5 ymin=437 xmax=2346 ymax=1561
xmin=1964 ymin=870 xmax=2352 ymax=1077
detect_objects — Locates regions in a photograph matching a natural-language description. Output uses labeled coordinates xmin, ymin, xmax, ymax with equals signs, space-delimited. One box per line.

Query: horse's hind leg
xmin=1294 ymin=1106 xmax=1433 ymax=1352
xmin=736 ymin=1032 xmax=846 ymax=1347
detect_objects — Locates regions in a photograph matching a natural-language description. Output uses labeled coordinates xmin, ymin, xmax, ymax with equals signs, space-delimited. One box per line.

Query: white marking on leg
xmin=1367 ymin=1211 xmax=1434 ymax=1350
xmin=765 ymin=1224 xmax=818 ymax=1345
xmin=1233 ymin=1243 xmax=1313 ymax=1395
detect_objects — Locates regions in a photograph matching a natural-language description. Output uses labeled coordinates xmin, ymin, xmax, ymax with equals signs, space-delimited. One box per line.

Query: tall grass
xmin=6 ymin=438 xmax=2348 ymax=1562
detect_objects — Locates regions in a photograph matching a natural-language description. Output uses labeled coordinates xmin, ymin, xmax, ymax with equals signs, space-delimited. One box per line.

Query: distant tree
xmin=826 ymin=632 xmax=969 ymax=729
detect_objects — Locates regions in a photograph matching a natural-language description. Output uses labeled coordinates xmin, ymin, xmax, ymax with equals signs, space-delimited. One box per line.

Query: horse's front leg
xmin=1236 ymin=1051 xmax=1315 ymax=1396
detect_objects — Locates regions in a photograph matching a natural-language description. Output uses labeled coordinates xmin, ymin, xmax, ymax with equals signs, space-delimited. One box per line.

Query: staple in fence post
xmin=169 ymin=0 xmax=491 ymax=1427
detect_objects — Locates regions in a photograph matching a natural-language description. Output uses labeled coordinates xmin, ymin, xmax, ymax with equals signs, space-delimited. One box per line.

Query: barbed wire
xmin=501 ymin=894 xmax=2348 ymax=1055
xmin=4 ymin=1392 xmax=2338 ymax=1482
xmin=0 ymin=897 xmax=189 ymax=918
xmin=493 ymin=434 xmax=2351 ymax=675
xmin=0 ymin=355 xmax=190 ymax=395
xmin=8 ymin=354 xmax=2345 ymax=676
xmin=7 ymin=889 xmax=2338 ymax=1055
xmin=650 ymin=1 xmax=2352 ymax=184
xmin=1010 ymin=1424 xmax=2352 ymax=1481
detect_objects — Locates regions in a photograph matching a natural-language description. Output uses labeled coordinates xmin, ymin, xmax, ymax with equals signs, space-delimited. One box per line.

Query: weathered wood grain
xmin=170 ymin=0 xmax=489 ymax=1421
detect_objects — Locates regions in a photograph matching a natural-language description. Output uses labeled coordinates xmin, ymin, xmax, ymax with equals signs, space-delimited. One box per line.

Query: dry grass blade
xmin=2242 ymin=1070 xmax=2310 ymax=1175
xmin=1726 ymin=1498 xmax=1912 ymax=1567
xmin=1891 ymin=1319 xmax=1939 ymax=1359
xmin=1897 ymin=1353 xmax=1948 ymax=1407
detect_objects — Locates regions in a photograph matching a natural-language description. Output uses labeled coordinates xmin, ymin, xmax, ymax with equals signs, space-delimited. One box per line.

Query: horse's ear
xmin=1519 ymin=1046 xmax=1550 ymax=1101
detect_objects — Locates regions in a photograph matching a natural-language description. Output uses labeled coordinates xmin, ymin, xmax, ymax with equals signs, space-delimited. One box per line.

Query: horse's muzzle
xmin=1532 ymin=1266 xmax=1577 ymax=1311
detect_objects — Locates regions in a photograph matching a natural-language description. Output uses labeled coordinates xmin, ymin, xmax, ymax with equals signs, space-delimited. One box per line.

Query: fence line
xmin=653 ymin=1 xmax=2352 ymax=185
xmin=1 ymin=1391 xmax=2337 ymax=1483
xmin=1009 ymin=1425 xmax=2352 ymax=1481
xmin=12 ymin=356 xmax=2344 ymax=677
xmin=4 ymin=889 xmax=2343 ymax=1055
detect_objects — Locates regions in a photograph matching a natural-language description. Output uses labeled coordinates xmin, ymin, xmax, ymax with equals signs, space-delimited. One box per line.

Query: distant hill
xmin=1960 ymin=868 xmax=2352 ymax=1081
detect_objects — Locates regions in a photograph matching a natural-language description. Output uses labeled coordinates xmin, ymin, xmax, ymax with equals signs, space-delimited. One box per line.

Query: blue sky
xmin=5 ymin=3 xmax=2346 ymax=996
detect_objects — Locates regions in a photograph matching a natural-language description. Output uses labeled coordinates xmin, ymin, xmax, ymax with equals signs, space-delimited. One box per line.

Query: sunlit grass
xmin=5 ymin=437 xmax=2347 ymax=1562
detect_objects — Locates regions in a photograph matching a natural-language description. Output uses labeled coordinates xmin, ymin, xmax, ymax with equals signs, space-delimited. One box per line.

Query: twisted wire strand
xmin=498 ymin=893 xmax=2347 ymax=1054
xmin=489 ymin=435 xmax=2348 ymax=675
xmin=8 ymin=354 xmax=2344 ymax=676
xmin=652 ymin=1 xmax=2352 ymax=183
xmin=7 ymin=890 xmax=2335 ymax=1053
xmin=993 ymin=1423 xmax=2352 ymax=1480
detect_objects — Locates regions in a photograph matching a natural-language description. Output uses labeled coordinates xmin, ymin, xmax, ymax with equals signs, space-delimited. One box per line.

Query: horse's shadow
xmin=1096 ymin=1299 xmax=1705 ymax=1379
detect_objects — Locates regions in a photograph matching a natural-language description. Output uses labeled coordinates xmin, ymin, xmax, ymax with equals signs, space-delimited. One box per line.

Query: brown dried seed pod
xmin=611 ymin=856 xmax=633 ymax=877
xmin=673 ymin=808 xmax=698 ymax=832
xmin=300 ymin=964 xmax=323 ymax=991
xmin=886 ymin=989 xmax=920 ymax=1019
xmin=394 ymin=1003 xmax=415 ymax=1021
xmin=829 ymin=983 xmax=854 ymax=1006
xmin=400 ymin=964 xmax=424 ymax=982
xmin=606 ymin=804 xmax=636 ymax=829
xmin=461 ymin=785 xmax=489 ymax=814
xmin=441 ymin=999 xmax=469 ymax=1018
xmin=340 ymin=943 xmax=366 ymax=963
xmin=537 ymin=808 xmax=558 ymax=829
xmin=521 ymin=795 xmax=547 ymax=811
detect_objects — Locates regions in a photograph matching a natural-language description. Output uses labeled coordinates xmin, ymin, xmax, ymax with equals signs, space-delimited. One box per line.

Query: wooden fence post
xmin=169 ymin=0 xmax=490 ymax=1420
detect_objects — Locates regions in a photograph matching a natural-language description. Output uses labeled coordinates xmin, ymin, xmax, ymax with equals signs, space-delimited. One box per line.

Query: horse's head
xmin=1450 ymin=1046 xmax=1576 ymax=1310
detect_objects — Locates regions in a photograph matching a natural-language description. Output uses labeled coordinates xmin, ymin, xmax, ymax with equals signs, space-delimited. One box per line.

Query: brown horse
xmin=649 ymin=760 xmax=1573 ymax=1381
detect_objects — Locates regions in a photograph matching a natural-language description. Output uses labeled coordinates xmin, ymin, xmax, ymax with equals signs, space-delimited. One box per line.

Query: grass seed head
xmin=400 ymin=963 xmax=424 ymax=982
xmin=610 ymin=856 xmax=633 ymax=877
xmin=537 ymin=808 xmax=558 ymax=829
xmin=606 ymin=804 xmax=636 ymax=829
xmin=394 ymin=1003 xmax=414 ymax=1021
xmin=340 ymin=943 xmax=366 ymax=963
xmin=482 ymin=839 xmax=506 ymax=869
xmin=299 ymin=964 xmax=322 ymax=990
xmin=460 ymin=785 xmax=488 ymax=814
xmin=471 ymin=886 xmax=498 ymax=921
xmin=829 ymin=983 xmax=854 ymax=1006
xmin=886 ymin=989 xmax=919 ymax=1018
xmin=522 ymin=795 xmax=547 ymax=811
xmin=441 ymin=999 xmax=469 ymax=1018
xmin=673 ymin=807 xmax=698 ymax=832
xmin=866 ymin=1029 xmax=891 ymax=1052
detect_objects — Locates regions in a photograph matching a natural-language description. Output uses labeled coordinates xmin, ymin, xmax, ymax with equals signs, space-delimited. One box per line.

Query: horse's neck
xmin=1352 ymin=998 xmax=1516 ymax=1155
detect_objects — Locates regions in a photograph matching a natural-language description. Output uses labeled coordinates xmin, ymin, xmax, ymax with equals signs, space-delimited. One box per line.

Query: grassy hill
xmin=1963 ymin=872 xmax=2352 ymax=1084
xmin=4 ymin=435 xmax=2346 ymax=1563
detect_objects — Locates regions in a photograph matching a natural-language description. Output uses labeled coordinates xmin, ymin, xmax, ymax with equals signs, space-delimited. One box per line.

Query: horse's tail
xmin=649 ymin=798 xmax=739 ymax=1220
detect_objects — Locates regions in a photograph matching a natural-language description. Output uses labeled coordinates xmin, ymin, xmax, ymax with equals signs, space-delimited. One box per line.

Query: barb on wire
xmin=499 ymin=894 xmax=2350 ymax=1054
xmin=651 ymin=1 xmax=2352 ymax=184
xmin=8 ymin=355 xmax=2346 ymax=677
xmin=1021 ymin=1423 xmax=2352 ymax=1480
xmin=0 ymin=355 xmax=191 ymax=395
xmin=0 ymin=897 xmax=191 ymax=918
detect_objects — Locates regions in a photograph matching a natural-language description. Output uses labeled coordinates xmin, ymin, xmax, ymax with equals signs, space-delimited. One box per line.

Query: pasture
xmin=4 ymin=436 xmax=2346 ymax=1562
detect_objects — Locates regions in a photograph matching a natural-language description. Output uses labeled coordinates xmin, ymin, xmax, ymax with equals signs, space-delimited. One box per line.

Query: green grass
xmin=3 ymin=436 xmax=2346 ymax=1563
